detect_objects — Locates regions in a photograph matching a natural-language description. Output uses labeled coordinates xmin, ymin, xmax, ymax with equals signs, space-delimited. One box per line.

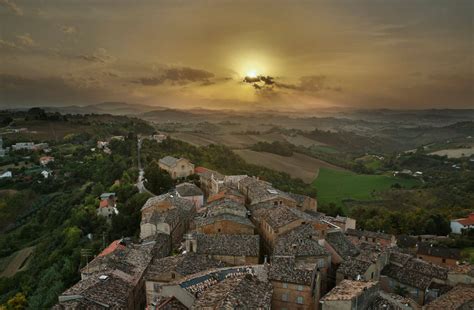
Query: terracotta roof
xmin=455 ymin=218 xmax=474 ymax=226
xmin=99 ymin=199 xmax=110 ymax=208
xmin=98 ymin=239 xmax=126 ymax=257
xmin=194 ymin=166 xmax=209 ymax=174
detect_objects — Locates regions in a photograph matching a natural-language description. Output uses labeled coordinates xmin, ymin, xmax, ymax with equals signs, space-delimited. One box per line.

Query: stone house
xmin=96 ymin=193 xmax=117 ymax=219
xmin=416 ymin=243 xmax=461 ymax=267
xmin=336 ymin=242 xmax=389 ymax=284
xmin=158 ymin=156 xmax=194 ymax=179
xmin=206 ymin=187 xmax=245 ymax=204
xmin=193 ymin=199 xmax=254 ymax=235
xmin=320 ymin=280 xmax=379 ymax=310
xmin=346 ymin=228 xmax=396 ymax=248
xmin=423 ymin=284 xmax=474 ymax=309
xmin=185 ymin=232 xmax=260 ymax=265
xmin=144 ymin=253 xmax=227 ymax=307
xmin=288 ymin=192 xmax=318 ymax=212
xmin=269 ymin=256 xmax=322 ymax=310
xmin=380 ymin=251 xmax=449 ymax=305
xmin=195 ymin=166 xmax=225 ymax=195
xmin=156 ymin=265 xmax=272 ymax=309
xmin=238 ymin=176 xmax=297 ymax=207
xmin=175 ymin=182 xmax=204 ymax=211
xmin=140 ymin=194 xmax=195 ymax=248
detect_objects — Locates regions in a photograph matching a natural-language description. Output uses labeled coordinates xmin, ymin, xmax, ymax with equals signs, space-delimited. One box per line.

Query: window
xmin=297 ymin=285 xmax=304 ymax=291
xmin=442 ymin=258 xmax=446 ymax=263
xmin=282 ymin=293 xmax=289 ymax=301
xmin=371 ymin=272 xmax=374 ymax=279
xmin=296 ymin=296 xmax=304 ymax=304
xmin=282 ymin=283 xmax=288 ymax=288
xmin=217 ymin=228 xmax=221 ymax=233
xmin=274 ymin=201 xmax=278 ymax=205
xmin=171 ymin=273 xmax=175 ymax=279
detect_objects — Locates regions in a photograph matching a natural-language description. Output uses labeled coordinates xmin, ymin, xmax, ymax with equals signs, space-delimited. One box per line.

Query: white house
xmin=0 ymin=171 xmax=12 ymax=179
xmin=450 ymin=213 xmax=474 ymax=234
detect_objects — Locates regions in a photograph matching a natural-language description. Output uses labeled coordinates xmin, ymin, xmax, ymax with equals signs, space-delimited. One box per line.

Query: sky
xmin=0 ymin=0 xmax=472 ymax=110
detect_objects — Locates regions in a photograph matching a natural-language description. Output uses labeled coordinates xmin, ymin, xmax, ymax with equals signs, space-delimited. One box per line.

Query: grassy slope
xmin=313 ymin=168 xmax=419 ymax=205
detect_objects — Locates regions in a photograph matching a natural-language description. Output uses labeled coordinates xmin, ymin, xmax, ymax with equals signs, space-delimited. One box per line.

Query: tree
xmin=6 ymin=293 xmax=27 ymax=310
xmin=144 ymin=161 xmax=174 ymax=195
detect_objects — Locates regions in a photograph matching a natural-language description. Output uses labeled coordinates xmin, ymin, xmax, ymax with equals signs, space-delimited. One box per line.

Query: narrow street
xmin=136 ymin=137 xmax=154 ymax=196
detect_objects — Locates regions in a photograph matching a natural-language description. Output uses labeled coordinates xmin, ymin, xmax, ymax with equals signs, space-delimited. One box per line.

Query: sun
xmin=246 ymin=69 xmax=258 ymax=78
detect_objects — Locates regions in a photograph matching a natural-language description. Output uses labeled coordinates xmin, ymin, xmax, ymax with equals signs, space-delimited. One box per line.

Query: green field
xmin=313 ymin=168 xmax=420 ymax=206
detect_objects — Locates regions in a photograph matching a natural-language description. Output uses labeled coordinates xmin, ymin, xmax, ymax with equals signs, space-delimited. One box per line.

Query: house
xmin=346 ymin=228 xmax=396 ymax=248
xmin=174 ymin=182 xmax=203 ymax=210
xmin=97 ymin=193 xmax=118 ymax=219
xmin=238 ymin=176 xmax=297 ymax=207
xmin=193 ymin=198 xmax=254 ymax=235
xmin=11 ymin=142 xmax=35 ymax=151
xmin=288 ymin=192 xmax=318 ymax=212
xmin=0 ymin=171 xmax=12 ymax=179
xmin=56 ymin=239 xmax=153 ymax=310
xmin=336 ymin=242 xmax=389 ymax=284
xmin=152 ymin=133 xmax=166 ymax=143
xmin=309 ymin=211 xmax=357 ymax=232
xmin=144 ymin=253 xmax=228 ymax=307
xmin=206 ymin=187 xmax=245 ymax=204
xmin=97 ymin=140 xmax=108 ymax=149
xmin=380 ymin=251 xmax=449 ymax=305
xmin=320 ymin=280 xmax=379 ymax=310
xmin=423 ymin=284 xmax=474 ymax=310
xmin=195 ymin=166 xmax=225 ymax=195
xmin=140 ymin=193 xmax=195 ymax=247
xmin=185 ymin=232 xmax=260 ymax=265
xmin=158 ymin=156 xmax=194 ymax=179
xmin=39 ymin=156 xmax=55 ymax=166
xmin=251 ymin=204 xmax=323 ymax=254
xmin=269 ymin=256 xmax=322 ymax=310
xmin=447 ymin=264 xmax=474 ymax=285
xmin=322 ymin=230 xmax=360 ymax=265
xmin=156 ymin=265 xmax=272 ymax=309
xmin=450 ymin=212 xmax=474 ymax=234
xmin=416 ymin=243 xmax=461 ymax=267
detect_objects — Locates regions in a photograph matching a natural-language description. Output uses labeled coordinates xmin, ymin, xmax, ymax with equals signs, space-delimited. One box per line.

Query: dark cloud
xmin=0 ymin=0 xmax=23 ymax=16
xmin=135 ymin=66 xmax=215 ymax=86
xmin=243 ymin=74 xmax=341 ymax=94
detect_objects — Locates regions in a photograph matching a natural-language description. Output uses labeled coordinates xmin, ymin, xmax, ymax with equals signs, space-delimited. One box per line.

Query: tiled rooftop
xmin=194 ymin=233 xmax=260 ymax=257
xmin=326 ymin=231 xmax=360 ymax=258
xmin=269 ymin=256 xmax=314 ymax=285
xmin=321 ymin=280 xmax=378 ymax=301
xmin=346 ymin=228 xmax=393 ymax=240
xmin=274 ymin=224 xmax=329 ymax=257
xmin=146 ymin=253 xmax=228 ymax=280
xmin=417 ymin=243 xmax=461 ymax=260
xmin=175 ymin=182 xmax=203 ymax=197
xmin=424 ymin=285 xmax=474 ymax=309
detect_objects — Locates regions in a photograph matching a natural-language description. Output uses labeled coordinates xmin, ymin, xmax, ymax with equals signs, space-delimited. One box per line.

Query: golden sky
xmin=1 ymin=0 xmax=473 ymax=110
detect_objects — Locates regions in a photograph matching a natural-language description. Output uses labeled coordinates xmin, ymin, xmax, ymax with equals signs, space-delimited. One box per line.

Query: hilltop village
xmin=53 ymin=155 xmax=474 ymax=309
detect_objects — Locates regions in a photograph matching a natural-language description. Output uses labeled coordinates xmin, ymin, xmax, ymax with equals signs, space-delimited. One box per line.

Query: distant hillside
xmin=43 ymin=102 xmax=163 ymax=115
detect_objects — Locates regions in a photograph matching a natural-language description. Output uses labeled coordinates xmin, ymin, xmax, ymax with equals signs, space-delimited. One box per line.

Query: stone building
xmin=175 ymin=182 xmax=204 ymax=211
xmin=185 ymin=232 xmax=260 ymax=265
xmin=336 ymin=242 xmax=389 ymax=284
xmin=416 ymin=243 xmax=461 ymax=267
xmin=346 ymin=228 xmax=396 ymax=248
xmin=195 ymin=166 xmax=225 ymax=195
xmin=158 ymin=156 xmax=194 ymax=179
xmin=269 ymin=256 xmax=322 ymax=310
xmin=156 ymin=265 xmax=272 ymax=309
xmin=320 ymin=280 xmax=379 ymax=310
xmin=380 ymin=251 xmax=449 ymax=305
xmin=56 ymin=239 xmax=154 ymax=310
xmin=140 ymin=194 xmax=195 ymax=248
xmin=288 ymin=192 xmax=318 ymax=212
xmin=193 ymin=198 xmax=254 ymax=235
xmin=423 ymin=284 xmax=474 ymax=309
xmin=238 ymin=176 xmax=297 ymax=207
xmin=144 ymin=253 xmax=228 ymax=307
